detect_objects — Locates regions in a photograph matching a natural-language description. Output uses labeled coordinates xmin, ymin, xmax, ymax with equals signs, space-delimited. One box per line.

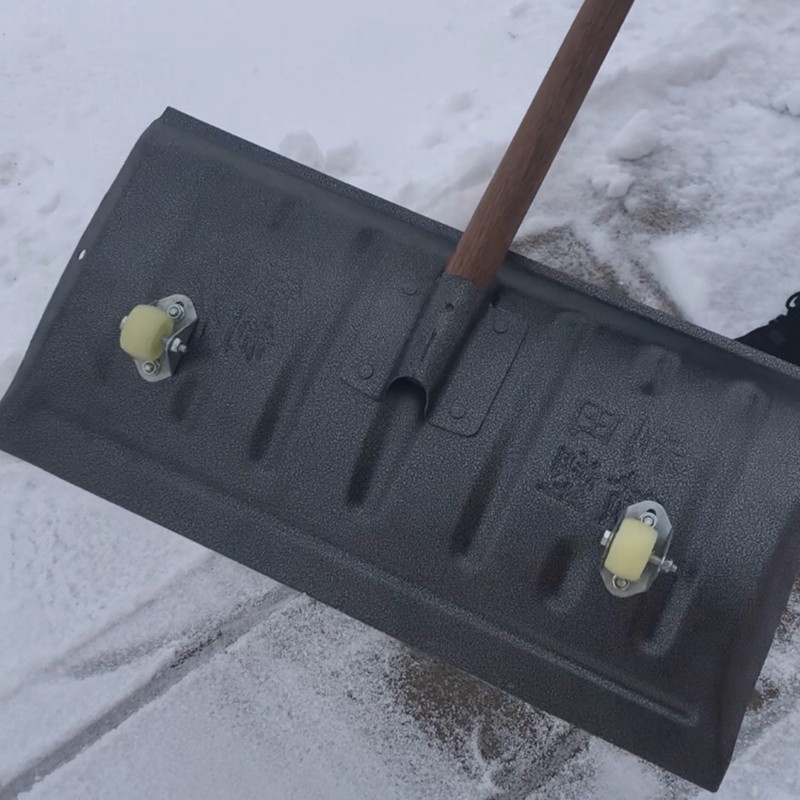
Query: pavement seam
xmin=0 ymin=585 xmax=299 ymax=799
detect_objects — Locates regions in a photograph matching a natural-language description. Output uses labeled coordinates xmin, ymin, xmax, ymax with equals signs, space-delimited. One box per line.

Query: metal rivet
xmin=612 ymin=576 xmax=630 ymax=591
xmin=358 ymin=363 xmax=374 ymax=380
xmin=450 ymin=403 xmax=465 ymax=419
xmin=142 ymin=360 xmax=160 ymax=375
xmin=493 ymin=316 xmax=509 ymax=334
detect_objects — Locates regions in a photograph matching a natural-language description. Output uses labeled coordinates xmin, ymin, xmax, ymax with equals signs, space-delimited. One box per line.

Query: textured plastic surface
xmin=2 ymin=109 xmax=800 ymax=791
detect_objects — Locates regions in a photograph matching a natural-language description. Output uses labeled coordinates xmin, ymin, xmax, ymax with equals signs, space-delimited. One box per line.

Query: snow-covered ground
xmin=2 ymin=0 xmax=800 ymax=797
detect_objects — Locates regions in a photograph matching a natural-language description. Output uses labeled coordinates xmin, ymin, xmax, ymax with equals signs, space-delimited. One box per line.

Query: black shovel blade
xmin=2 ymin=109 xmax=799 ymax=791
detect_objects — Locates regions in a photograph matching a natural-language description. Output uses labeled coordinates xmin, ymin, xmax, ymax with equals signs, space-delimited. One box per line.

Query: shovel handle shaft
xmin=445 ymin=0 xmax=636 ymax=288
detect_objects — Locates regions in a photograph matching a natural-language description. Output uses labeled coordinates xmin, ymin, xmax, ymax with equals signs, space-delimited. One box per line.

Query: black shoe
xmin=736 ymin=292 xmax=800 ymax=367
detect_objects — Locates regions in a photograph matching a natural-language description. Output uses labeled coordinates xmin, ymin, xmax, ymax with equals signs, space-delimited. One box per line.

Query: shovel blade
xmin=2 ymin=108 xmax=800 ymax=791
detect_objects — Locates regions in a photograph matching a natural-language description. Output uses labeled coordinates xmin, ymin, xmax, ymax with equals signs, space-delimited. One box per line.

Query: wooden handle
xmin=446 ymin=0 xmax=636 ymax=288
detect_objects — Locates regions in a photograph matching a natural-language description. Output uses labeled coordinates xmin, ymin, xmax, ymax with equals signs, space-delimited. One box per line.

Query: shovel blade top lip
xmin=2 ymin=108 xmax=800 ymax=792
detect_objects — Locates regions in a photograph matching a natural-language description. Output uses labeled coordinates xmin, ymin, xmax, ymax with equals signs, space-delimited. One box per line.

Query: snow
xmin=591 ymin=163 xmax=635 ymax=200
xmin=609 ymin=110 xmax=661 ymax=162
xmin=0 ymin=460 xmax=206 ymax=701
xmin=2 ymin=0 xmax=800 ymax=797
xmin=23 ymin=602 xmax=476 ymax=800
xmin=772 ymin=86 xmax=800 ymax=118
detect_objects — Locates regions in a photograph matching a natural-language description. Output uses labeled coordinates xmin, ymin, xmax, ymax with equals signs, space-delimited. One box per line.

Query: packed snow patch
xmin=609 ymin=110 xmax=661 ymax=161
xmin=591 ymin=163 xmax=635 ymax=199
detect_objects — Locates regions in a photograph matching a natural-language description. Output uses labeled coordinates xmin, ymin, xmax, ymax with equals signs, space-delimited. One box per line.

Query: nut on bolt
xmin=167 ymin=303 xmax=185 ymax=321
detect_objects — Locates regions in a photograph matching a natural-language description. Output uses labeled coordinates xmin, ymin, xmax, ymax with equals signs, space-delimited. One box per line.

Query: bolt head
xmin=493 ymin=316 xmax=509 ymax=334
xmin=167 ymin=303 xmax=185 ymax=320
xmin=142 ymin=360 xmax=160 ymax=375
xmin=450 ymin=403 xmax=465 ymax=419
xmin=612 ymin=576 xmax=630 ymax=591
xmin=641 ymin=513 xmax=657 ymax=528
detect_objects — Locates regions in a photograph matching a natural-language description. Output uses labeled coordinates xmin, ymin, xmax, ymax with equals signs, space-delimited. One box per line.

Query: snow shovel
xmin=1 ymin=0 xmax=799 ymax=790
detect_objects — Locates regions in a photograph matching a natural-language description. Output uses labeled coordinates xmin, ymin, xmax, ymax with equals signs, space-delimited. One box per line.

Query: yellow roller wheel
xmin=119 ymin=305 xmax=174 ymax=362
xmin=603 ymin=518 xmax=658 ymax=582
